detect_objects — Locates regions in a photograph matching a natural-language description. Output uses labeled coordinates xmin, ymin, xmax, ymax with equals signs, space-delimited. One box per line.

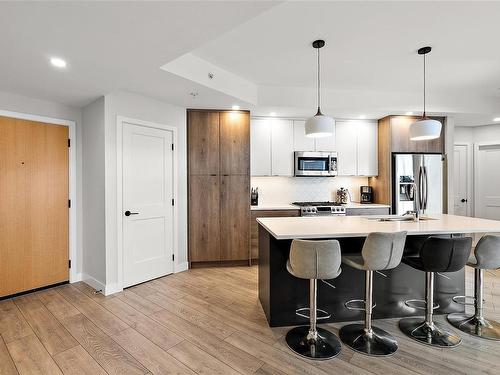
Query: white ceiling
xmin=0 ymin=1 xmax=278 ymax=107
xmin=0 ymin=1 xmax=499 ymax=126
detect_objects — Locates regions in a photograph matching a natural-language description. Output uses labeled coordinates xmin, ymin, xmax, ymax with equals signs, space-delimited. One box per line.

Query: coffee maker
xmin=360 ymin=186 xmax=373 ymax=203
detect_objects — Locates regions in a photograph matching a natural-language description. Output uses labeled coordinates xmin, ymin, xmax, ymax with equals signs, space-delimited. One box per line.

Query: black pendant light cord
xmin=317 ymin=46 xmax=321 ymax=115
xmin=423 ymin=53 xmax=426 ymax=118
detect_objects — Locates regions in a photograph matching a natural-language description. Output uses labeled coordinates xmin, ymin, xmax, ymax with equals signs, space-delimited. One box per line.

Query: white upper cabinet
xmin=293 ymin=120 xmax=315 ymax=151
xmin=357 ymin=121 xmax=378 ymax=176
xmin=271 ymin=119 xmax=294 ymax=176
xmin=251 ymin=117 xmax=377 ymax=177
xmin=250 ymin=118 xmax=271 ymax=176
xmin=336 ymin=120 xmax=378 ymax=176
xmin=336 ymin=121 xmax=358 ymax=176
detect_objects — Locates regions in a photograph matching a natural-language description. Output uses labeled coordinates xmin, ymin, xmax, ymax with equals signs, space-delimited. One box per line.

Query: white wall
xmin=82 ymin=97 xmax=106 ymax=285
xmin=0 ymin=90 xmax=84 ymax=277
xmin=104 ymin=91 xmax=187 ymax=291
xmin=455 ymin=124 xmax=500 ymax=143
xmin=251 ymin=176 xmax=369 ymax=205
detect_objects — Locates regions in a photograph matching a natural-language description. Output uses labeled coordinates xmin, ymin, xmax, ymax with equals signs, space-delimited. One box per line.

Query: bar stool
xmin=339 ymin=231 xmax=407 ymax=356
xmin=285 ymin=239 xmax=342 ymax=360
xmin=399 ymin=236 xmax=472 ymax=347
xmin=447 ymin=235 xmax=500 ymax=340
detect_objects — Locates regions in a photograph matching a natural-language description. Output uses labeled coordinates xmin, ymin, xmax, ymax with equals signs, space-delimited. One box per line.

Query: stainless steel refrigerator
xmin=393 ymin=154 xmax=444 ymax=215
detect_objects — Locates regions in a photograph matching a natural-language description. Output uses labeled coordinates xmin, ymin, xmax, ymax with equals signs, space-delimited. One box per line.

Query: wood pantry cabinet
xmin=188 ymin=110 xmax=250 ymax=265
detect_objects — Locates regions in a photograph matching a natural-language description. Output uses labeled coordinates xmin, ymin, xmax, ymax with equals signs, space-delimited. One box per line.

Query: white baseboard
xmin=174 ymin=262 xmax=189 ymax=273
xmin=104 ymin=283 xmax=123 ymax=296
xmin=81 ymin=273 xmax=106 ymax=294
xmin=71 ymin=273 xmax=83 ymax=283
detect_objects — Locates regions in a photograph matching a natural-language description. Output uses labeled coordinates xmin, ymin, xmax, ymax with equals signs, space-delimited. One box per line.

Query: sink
xmin=364 ymin=215 xmax=438 ymax=222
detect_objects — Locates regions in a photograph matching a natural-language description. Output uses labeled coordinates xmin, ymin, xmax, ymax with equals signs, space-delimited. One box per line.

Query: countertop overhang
xmin=256 ymin=214 xmax=500 ymax=240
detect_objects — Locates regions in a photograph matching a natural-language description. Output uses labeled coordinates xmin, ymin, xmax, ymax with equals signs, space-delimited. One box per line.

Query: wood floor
xmin=1 ymin=266 xmax=499 ymax=375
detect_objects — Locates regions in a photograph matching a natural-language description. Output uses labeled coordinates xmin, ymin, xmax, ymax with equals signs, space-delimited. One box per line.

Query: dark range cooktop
xmin=292 ymin=201 xmax=343 ymax=207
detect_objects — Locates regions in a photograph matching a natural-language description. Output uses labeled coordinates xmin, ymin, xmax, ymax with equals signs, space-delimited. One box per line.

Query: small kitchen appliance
xmin=294 ymin=151 xmax=337 ymax=177
xmin=360 ymin=186 xmax=373 ymax=203
xmin=336 ymin=188 xmax=350 ymax=204
xmin=292 ymin=201 xmax=346 ymax=216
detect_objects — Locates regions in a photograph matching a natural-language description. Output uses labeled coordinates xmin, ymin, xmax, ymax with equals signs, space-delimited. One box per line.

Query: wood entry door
xmin=0 ymin=116 xmax=69 ymax=297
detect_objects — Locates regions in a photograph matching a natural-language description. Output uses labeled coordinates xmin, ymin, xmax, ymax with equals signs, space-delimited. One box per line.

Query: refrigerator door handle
xmin=418 ymin=166 xmax=424 ymax=209
xmin=423 ymin=166 xmax=429 ymax=210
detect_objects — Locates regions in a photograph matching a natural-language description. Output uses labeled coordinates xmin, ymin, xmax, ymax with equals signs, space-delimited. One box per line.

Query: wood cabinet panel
xmin=220 ymin=175 xmax=250 ymax=261
xmin=250 ymin=210 xmax=300 ymax=259
xmin=188 ymin=175 xmax=220 ymax=262
xmin=220 ymin=112 xmax=250 ymax=175
xmin=187 ymin=111 xmax=220 ymax=175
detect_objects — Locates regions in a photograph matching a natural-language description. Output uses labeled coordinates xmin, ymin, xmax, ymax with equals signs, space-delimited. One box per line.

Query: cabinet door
xmin=188 ymin=175 xmax=220 ymax=262
xmin=220 ymin=175 xmax=250 ymax=261
xmin=357 ymin=121 xmax=378 ymax=176
xmin=250 ymin=119 xmax=271 ymax=176
xmin=271 ymin=119 xmax=294 ymax=176
xmin=336 ymin=121 xmax=358 ymax=176
xmin=188 ymin=111 xmax=219 ymax=175
xmin=293 ymin=120 xmax=315 ymax=151
xmin=314 ymin=123 xmax=336 ymax=151
xmin=220 ymin=111 xmax=250 ymax=175
xmin=390 ymin=116 xmax=444 ymax=153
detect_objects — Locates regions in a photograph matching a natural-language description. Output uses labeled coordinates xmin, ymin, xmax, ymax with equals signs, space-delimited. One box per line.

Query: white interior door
xmin=475 ymin=143 xmax=500 ymax=220
xmin=122 ymin=122 xmax=174 ymax=287
xmin=453 ymin=144 xmax=470 ymax=216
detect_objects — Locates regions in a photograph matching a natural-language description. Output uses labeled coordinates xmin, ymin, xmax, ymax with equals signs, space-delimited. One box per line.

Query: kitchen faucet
xmin=404 ymin=182 xmax=420 ymax=222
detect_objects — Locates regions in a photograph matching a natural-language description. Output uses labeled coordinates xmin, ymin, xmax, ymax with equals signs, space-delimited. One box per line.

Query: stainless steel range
xmin=292 ymin=201 xmax=346 ymax=216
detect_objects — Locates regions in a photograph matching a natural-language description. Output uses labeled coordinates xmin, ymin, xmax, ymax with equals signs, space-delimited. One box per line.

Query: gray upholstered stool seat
xmin=447 ymin=235 xmax=500 ymax=340
xmin=339 ymin=231 xmax=407 ymax=357
xmin=399 ymin=236 xmax=472 ymax=348
xmin=285 ymin=239 xmax=342 ymax=360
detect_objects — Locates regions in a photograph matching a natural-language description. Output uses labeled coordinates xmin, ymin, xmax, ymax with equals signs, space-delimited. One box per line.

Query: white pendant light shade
xmin=305 ymin=40 xmax=334 ymax=138
xmin=409 ymin=118 xmax=442 ymax=141
xmin=305 ymin=114 xmax=334 ymax=138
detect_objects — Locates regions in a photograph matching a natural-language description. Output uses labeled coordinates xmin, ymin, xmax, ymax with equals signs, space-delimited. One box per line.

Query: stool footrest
xmin=296 ymin=307 xmax=331 ymax=320
xmin=451 ymin=295 xmax=484 ymax=306
xmin=345 ymin=299 xmax=376 ymax=311
xmin=405 ymin=299 xmax=439 ymax=310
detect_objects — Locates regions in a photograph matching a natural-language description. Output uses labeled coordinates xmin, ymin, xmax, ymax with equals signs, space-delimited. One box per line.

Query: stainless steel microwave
xmin=294 ymin=151 xmax=338 ymax=177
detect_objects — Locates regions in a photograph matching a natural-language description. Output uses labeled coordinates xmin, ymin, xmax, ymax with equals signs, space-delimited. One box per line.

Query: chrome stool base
xmin=286 ymin=326 xmax=342 ymax=360
xmin=399 ymin=318 xmax=461 ymax=347
xmin=339 ymin=324 xmax=398 ymax=357
xmin=447 ymin=313 xmax=500 ymax=341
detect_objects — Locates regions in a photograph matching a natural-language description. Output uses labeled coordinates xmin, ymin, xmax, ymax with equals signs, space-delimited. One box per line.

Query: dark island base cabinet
xmin=258 ymin=226 xmax=465 ymax=327
xmin=250 ymin=209 xmax=300 ymax=260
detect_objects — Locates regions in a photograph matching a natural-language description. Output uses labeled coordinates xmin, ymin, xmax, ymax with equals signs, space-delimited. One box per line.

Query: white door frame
xmin=116 ymin=116 xmax=178 ymax=291
xmin=474 ymin=140 xmax=500 ymax=218
xmin=0 ymin=109 xmax=78 ymax=283
xmin=454 ymin=142 xmax=473 ymax=216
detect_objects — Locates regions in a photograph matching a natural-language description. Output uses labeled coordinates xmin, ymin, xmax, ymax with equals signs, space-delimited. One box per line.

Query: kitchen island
xmin=257 ymin=214 xmax=500 ymax=327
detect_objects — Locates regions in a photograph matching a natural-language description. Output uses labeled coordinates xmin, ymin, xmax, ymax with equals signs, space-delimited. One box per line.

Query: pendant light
xmin=409 ymin=46 xmax=442 ymax=141
xmin=305 ymin=40 xmax=334 ymax=138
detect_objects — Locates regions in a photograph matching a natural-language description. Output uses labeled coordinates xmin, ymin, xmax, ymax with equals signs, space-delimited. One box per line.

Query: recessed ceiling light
xmin=231 ymin=105 xmax=240 ymax=110
xmin=270 ymin=112 xmax=277 ymax=116
xmin=359 ymin=115 xmax=366 ymax=119
xmin=50 ymin=57 xmax=67 ymax=68
xmin=494 ymin=117 xmax=500 ymax=122
xmin=406 ymin=111 xmax=413 ymax=115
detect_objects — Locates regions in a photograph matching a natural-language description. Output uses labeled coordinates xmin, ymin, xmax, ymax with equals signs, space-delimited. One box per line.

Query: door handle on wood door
xmin=124 ymin=210 xmax=139 ymax=216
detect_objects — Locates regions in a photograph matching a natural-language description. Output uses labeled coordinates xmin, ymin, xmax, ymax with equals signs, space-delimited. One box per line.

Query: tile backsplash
xmin=251 ymin=176 xmax=369 ymax=204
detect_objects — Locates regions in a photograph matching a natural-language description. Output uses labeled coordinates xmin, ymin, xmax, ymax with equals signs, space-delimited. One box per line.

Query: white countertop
xmin=251 ymin=203 xmax=390 ymax=211
xmin=256 ymin=214 xmax=500 ymax=240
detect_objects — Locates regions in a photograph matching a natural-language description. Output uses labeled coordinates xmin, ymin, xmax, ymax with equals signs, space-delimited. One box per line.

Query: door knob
xmin=461 ymin=199 xmax=468 ymax=203
xmin=124 ymin=210 xmax=139 ymax=216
